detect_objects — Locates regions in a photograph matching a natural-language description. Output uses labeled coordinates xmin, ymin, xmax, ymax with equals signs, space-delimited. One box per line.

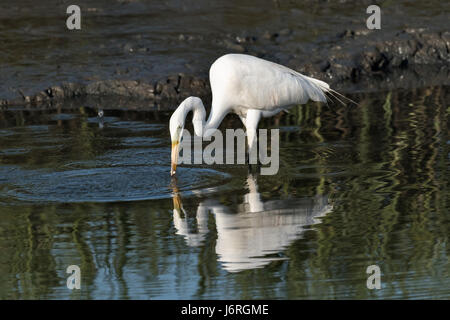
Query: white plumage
xmin=210 ymin=54 xmax=329 ymax=111
xmin=169 ymin=53 xmax=341 ymax=176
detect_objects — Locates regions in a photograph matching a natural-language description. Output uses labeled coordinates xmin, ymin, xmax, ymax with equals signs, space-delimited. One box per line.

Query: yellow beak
xmin=171 ymin=141 xmax=179 ymax=176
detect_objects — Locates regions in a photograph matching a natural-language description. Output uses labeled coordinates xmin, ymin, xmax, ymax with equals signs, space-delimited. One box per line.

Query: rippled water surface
xmin=0 ymin=86 xmax=449 ymax=299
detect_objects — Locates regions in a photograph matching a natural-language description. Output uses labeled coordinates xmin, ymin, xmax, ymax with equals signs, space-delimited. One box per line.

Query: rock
xmin=86 ymin=80 xmax=156 ymax=99
xmin=61 ymin=82 xmax=86 ymax=98
xmin=160 ymin=84 xmax=178 ymax=99
xmin=222 ymin=39 xmax=246 ymax=52
xmin=123 ymin=43 xmax=134 ymax=53
xmin=46 ymin=86 xmax=65 ymax=99
xmin=32 ymin=92 xmax=50 ymax=104
xmin=262 ymin=31 xmax=274 ymax=40
xmin=279 ymin=28 xmax=292 ymax=36
xmin=235 ymin=35 xmax=257 ymax=44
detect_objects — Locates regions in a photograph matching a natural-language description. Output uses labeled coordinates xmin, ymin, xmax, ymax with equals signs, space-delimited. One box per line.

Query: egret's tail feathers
xmin=325 ymin=88 xmax=359 ymax=107
xmin=301 ymin=76 xmax=330 ymax=103
xmin=303 ymin=75 xmax=358 ymax=107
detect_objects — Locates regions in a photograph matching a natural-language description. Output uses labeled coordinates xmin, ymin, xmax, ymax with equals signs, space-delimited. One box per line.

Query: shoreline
xmin=2 ymin=28 xmax=449 ymax=109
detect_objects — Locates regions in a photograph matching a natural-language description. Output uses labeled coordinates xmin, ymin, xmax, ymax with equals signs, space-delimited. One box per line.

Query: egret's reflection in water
xmin=172 ymin=174 xmax=333 ymax=272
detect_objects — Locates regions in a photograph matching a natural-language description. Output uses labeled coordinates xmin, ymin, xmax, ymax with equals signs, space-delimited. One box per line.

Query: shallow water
xmin=0 ymin=86 xmax=448 ymax=299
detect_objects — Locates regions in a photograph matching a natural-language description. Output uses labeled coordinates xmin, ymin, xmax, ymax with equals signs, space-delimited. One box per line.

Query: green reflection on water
xmin=0 ymin=86 xmax=449 ymax=299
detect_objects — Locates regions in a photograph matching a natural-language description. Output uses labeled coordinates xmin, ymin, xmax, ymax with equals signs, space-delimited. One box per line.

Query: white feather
xmin=209 ymin=54 xmax=330 ymax=112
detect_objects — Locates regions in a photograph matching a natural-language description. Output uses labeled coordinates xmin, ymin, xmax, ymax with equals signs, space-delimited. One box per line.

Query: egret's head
xmin=169 ymin=108 xmax=184 ymax=176
xmin=169 ymin=97 xmax=206 ymax=176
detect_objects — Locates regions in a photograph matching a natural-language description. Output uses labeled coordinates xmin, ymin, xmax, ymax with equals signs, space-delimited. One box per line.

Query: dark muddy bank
xmin=1 ymin=1 xmax=449 ymax=109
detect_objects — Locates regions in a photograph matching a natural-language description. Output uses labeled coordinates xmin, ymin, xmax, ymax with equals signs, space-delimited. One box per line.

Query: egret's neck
xmin=177 ymin=97 xmax=206 ymax=137
xmin=203 ymin=101 xmax=228 ymax=138
xmin=178 ymin=98 xmax=203 ymax=119
xmin=174 ymin=96 xmax=227 ymax=138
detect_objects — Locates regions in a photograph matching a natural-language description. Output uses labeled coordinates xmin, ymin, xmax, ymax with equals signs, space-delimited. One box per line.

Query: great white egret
xmin=169 ymin=53 xmax=347 ymax=176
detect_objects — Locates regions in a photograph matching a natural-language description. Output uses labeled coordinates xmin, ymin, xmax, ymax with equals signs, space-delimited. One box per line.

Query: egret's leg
xmin=247 ymin=128 xmax=257 ymax=164
xmin=238 ymin=115 xmax=246 ymax=128
xmin=245 ymin=110 xmax=261 ymax=166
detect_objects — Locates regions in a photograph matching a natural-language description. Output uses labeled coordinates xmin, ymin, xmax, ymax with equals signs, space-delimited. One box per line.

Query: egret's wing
xmin=238 ymin=58 xmax=330 ymax=109
xmin=210 ymin=54 xmax=330 ymax=112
